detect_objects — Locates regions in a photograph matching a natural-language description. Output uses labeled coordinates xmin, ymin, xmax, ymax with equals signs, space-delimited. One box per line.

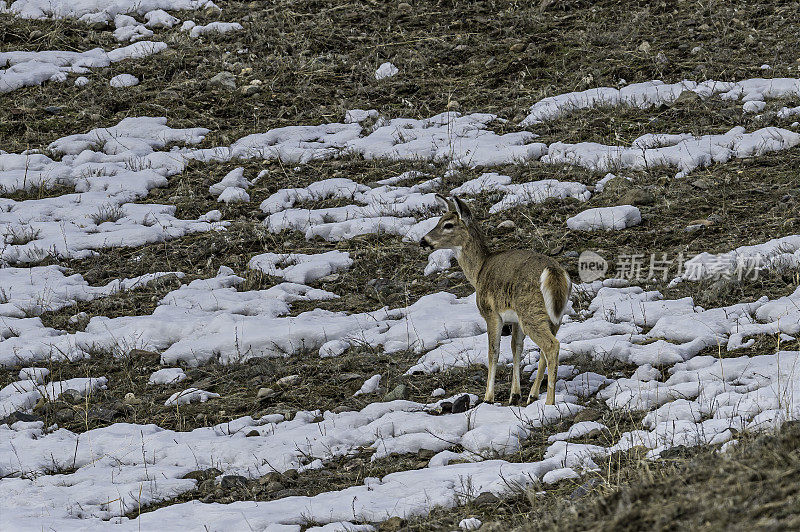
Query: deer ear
xmin=452 ymin=195 xmax=472 ymax=224
xmin=434 ymin=193 xmax=450 ymax=211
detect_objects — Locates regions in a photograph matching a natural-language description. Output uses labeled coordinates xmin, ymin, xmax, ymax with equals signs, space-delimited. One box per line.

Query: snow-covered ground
xmin=2 ymin=37 xmax=800 ymax=530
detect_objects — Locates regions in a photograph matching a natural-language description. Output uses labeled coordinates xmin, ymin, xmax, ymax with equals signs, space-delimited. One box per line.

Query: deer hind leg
xmin=509 ymin=323 xmax=524 ymax=406
xmin=483 ymin=313 xmax=503 ymax=404
xmin=523 ymin=317 xmax=561 ymax=406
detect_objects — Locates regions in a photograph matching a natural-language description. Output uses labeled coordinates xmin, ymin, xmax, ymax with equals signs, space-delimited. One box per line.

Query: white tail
xmin=540 ymin=267 xmax=571 ymax=325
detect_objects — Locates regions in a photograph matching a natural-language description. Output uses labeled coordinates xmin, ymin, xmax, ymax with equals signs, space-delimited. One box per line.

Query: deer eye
xmin=442 ymin=222 xmax=454 ymax=229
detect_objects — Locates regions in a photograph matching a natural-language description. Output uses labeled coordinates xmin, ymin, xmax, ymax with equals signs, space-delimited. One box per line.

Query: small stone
xmin=687 ymin=218 xmax=713 ymax=227
xmin=379 ymin=516 xmax=406 ymax=531
xmin=691 ymin=178 xmax=711 ymax=190
xmin=447 ymin=100 xmax=460 ymax=110
xmin=241 ymin=84 xmax=260 ymax=96
xmin=282 ymin=468 xmax=299 ymax=480
xmin=44 ymin=106 xmax=62 ymax=115
xmin=220 ymin=475 xmax=248 ymax=490
xmin=59 ymin=389 xmax=82 ymax=404
xmin=563 ymin=251 xmax=579 ymax=258
xmin=383 ymin=384 xmax=408 ymax=402
xmin=246 ymin=429 xmax=260 ymax=437
xmin=277 ymin=374 xmax=300 ymax=386
xmin=638 ymin=40 xmax=651 ymax=53
xmin=569 ymin=478 xmax=602 ymax=499
xmin=574 ymin=408 xmax=602 ymax=422
xmin=208 ymin=71 xmax=236 ymax=90
xmin=509 ymin=42 xmax=527 ymax=53
xmin=337 ymin=372 xmax=361 ymax=382
xmin=123 ymin=392 xmax=141 ymax=405
xmin=497 ymin=220 xmax=516 ymax=230
xmin=331 ymin=405 xmax=354 ymax=414
xmin=439 ymin=401 xmax=453 ymax=414
xmin=451 ymin=394 xmax=470 ymax=414
xmin=397 ymin=2 xmax=412 ymax=12
xmin=257 ymin=387 xmax=277 ymax=399
xmin=472 ymin=491 xmax=500 ymax=507
xmin=319 ymin=273 xmax=340 ymax=282
xmin=655 ymin=51 xmax=669 ymax=64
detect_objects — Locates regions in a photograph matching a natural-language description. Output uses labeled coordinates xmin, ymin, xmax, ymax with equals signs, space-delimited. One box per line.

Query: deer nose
xmin=420 ymin=237 xmax=433 ymax=250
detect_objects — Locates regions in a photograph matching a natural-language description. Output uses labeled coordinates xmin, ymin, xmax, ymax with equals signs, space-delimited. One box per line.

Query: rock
xmin=574 ymin=408 xmax=602 ymax=422
xmin=397 ymin=2 xmax=412 ymax=12
xmin=617 ymin=188 xmax=655 ymax=206
xmin=55 ymin=407 xmax=75 ymax=423
xmin=331 ymin=405 xmax=354 ymax=414
xmin=257 ymin=387 xmax=277 ymax=400
xmin=451 ymin=394 xmax=470 ymax=414
xmin=497 ymin=220 xmax=516 ymax=230
xmin=337 ymin=372 xmax=361 ymax=382
xmin=59 ymin=389 xmax=82 ymax=404
xmin=282 ymin=468 xmax=299 ymax=480
xmin=563 ymin=250 xmax=579 ymax=258
xmin=379 ymin=516 xmax=406 ymax=531
xmin=208 ymin=71 xmax=236 ymax=90
xmin=477 ymin=521 xmax=505 ymax=531
xmin=246 ymin=430 xmax=260 ymax=437
xmin=655 ymin=51 xmax=669 ymax=64
xmin=448 ymin=271 xmax=466 ymax=280
xmin=383 ymin=384 xmax=408 ymax=402
xmin=87 ymin=405 xmax=119 ymax=423
xmin=277 ymin=374 xmax=300 ymax=386
xmin=509 ymin=42 xmax=527 ymax=53
xmin=447 ymin=100 xmax=460 ymax=110
xmin=570 ymin=478 xmax=602 ymax=499
xmin=691 ymin=178 xmax=712 ymax=190
xmin=241 ymin=84 xmax=260 ymax=96
xmin=638 ymin=40 xmax=651 ymax=53
xmin=2 ymin=411 xmax=42 ymax=425
xmin=472 ymin=491 xmax=500 ymax=507
xmin=439 ymin=401 xmax=453 ymax=414
xmin=319 ymin=273 xmax=340 ymax=282
xmin=44 ymin=106 xmax=62 ymax=115
xmin=220 ymin=475 xmax=248 ymax=490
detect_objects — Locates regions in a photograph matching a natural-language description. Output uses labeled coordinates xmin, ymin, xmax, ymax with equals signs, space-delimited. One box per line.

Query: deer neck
xmin=455 ymin=226 xmax=490 ymax=287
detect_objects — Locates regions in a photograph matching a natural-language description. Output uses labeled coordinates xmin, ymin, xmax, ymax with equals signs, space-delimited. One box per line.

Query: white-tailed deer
xmin=420 ymin=194 xmax=571 ymax=406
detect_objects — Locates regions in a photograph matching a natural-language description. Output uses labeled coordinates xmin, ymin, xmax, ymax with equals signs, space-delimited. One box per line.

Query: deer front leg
xmin=509 ymin=323 xmax=524 ymax=406
xmin=483 ymin=313 xmax=502 ymax=404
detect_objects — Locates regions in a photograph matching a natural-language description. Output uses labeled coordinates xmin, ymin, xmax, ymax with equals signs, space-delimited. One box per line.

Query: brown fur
xmin=420 ymin=195 xmax=571 ymax=405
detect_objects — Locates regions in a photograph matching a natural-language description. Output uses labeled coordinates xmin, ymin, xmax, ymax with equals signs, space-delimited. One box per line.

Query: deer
xmin=419 ymin=194 xmax=571 ymax=406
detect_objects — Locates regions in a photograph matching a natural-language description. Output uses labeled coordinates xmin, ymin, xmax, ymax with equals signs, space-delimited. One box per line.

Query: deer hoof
xmin=508 ymin=393 xmax=521 ymax=406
